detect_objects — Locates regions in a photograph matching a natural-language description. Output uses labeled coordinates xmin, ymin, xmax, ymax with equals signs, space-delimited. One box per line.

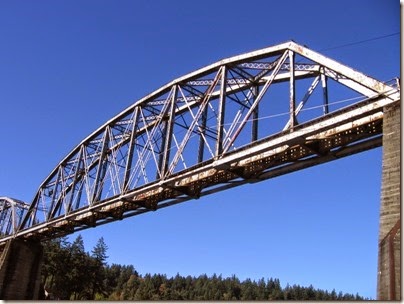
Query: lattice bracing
xmin=0 ymin=197 xmax=30 ymax=237
xmin=0 ymin=41 xmax=400 ymax=244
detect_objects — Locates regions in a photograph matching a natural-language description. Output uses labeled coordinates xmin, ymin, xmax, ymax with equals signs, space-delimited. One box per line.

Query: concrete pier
xmin=377 ymin=103 xmax=401 ymax=300
xmin=0 ymin=239 xmax=44 ymax=300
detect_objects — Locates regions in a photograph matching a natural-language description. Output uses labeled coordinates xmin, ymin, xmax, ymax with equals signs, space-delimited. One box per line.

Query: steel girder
xmin=0 ymin=197 xmax=30 ymax=237
xmin=0 ymin=41 xmax=400 ymax=244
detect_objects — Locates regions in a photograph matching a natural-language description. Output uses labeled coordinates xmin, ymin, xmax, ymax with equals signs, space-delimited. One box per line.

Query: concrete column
xmin=0 ymin=239 xmax=44 ymax=300
xmin=377 ymin=102 xmax=401 ymax=300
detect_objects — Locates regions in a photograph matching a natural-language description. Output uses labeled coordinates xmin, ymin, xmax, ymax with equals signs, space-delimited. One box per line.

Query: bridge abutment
xmin=0 ymin=239 xmax=44 ymax=300
xmin=377 ymin=102 xmax=401 ymax=300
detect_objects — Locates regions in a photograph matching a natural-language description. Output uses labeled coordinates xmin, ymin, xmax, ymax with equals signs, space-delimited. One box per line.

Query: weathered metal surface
xmin=0 ymin=197 xmax=30 ymax=237
xmin=0 ymin=41 xmax=400 ymax=246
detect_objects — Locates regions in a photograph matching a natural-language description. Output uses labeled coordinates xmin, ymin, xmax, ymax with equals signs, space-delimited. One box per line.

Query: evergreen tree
xmin=256 ymin=277 xmax=268 ymax=300
xmin=305 ymin=284 xmax=316 ymax=300
xmin=68 ymin=235 xmax=93 ymax=299
xmin=41 ymin=236 xmax=370 ymax=301
xmin=42 ymin=238 xmax=73 ymax=299
xmin=241 ymin=278 xmax=257 ymax=300
xmin=70 ymin=234 xmax=85 ymax=254
xmin=330 ymin=288 xmax=338 ymax=300
xmin=90 ymin=237 xmax=109 ymax=298
xmin=91 ymin=237 xmax=108 ymax=263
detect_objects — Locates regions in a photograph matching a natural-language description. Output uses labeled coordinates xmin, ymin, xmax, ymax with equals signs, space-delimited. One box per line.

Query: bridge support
xmin=0 ymin=239 xmax=44 ymax=300
xmin=377 ymin=102 xmax=401 ymax=300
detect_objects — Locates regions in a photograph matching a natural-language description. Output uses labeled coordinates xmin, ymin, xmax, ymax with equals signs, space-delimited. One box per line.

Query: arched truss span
xmin=0 ymin=197 xmax=30 ymax=237
xmin=1 ymin=41 xmax=400 ymax=243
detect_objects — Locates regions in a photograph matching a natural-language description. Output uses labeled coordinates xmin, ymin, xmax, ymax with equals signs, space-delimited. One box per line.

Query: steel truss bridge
xmin=0 ymin=41 xmax=400 ymax=246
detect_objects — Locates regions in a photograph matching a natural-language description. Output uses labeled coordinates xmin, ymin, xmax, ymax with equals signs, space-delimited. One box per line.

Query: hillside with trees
xmin=41 ymin=236 xmax=369 ymax=300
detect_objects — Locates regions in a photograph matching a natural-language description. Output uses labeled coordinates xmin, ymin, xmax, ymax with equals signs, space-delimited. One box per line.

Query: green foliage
xmin=41 ymin=235 xmax=110 ymax=300
xmin=91 ymin=236 xmax=108 ymax=263
xmin=41 ymin=237 xmax=370 ymax=300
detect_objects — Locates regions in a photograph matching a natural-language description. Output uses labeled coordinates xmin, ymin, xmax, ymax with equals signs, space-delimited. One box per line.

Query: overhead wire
xmin=164 ymin=32 xmax=401 ymax=141
xmin=319 ymin=32 xmax=399 ymax=52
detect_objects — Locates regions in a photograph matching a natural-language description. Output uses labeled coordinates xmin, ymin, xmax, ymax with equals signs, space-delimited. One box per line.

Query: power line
xmin=320 ymin=32 xmax=400 ymax=52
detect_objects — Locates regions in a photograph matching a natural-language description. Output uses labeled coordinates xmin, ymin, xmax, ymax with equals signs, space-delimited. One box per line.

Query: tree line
xmin=41 ymin=235 xmax=369 ymax=300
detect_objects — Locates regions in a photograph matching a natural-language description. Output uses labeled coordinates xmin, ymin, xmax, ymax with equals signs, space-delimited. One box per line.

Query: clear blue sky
xmin=0 ymin=0 xmax=400 ymax=299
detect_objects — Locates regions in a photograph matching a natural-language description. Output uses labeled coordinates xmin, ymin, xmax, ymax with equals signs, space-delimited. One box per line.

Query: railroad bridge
xmin=0 ymin=41 xmax=400 ymax=300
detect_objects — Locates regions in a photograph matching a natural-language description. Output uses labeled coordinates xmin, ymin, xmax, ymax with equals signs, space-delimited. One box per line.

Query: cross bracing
xmin=0 ymin=197 xmax=30 ymax=237
xmin=0 ymin=41 xmax=400 ymax=245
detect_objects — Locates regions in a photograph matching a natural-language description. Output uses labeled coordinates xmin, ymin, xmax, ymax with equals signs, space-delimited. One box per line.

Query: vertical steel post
xmin=251 ymin=86 xmax=259 ymax=142
xmin=282 ymin=76 xmax=320 ymax=131
xmin=66 ymin=146 xmax=84 ymax=213
xmin=122 ymin=107 xmax=139 ymax=193
xmin=159 ymin=85 xmax=177 ymax=178
xmin=47 ymin=167 xmax=61 ymax=220
xmin=222 ymin=51 xmax=288 ymax=154
xmin=157 ymin=122 xmax=167 ymax=180
xmin=92 ymin=128 xmax=110 ymax=203
xmin=11 ymin=202 xmax=16 ymax=235
xmin=0 ymin=203 xmax=5 ymax=234
xmin=198 ymin=106 xmax=208 ymax=163
xmin=216 ymin=66 xmax=227 ymax=157
xmin=321 ymin=72 xmax=329 ymax=114
xmin=289 ymin=50 xmax=296 ymax=129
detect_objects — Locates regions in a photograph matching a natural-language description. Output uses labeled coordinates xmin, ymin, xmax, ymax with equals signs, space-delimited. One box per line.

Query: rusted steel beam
xmin=1 ymin=41 xmax=400 ymax=245
xmin=289 ymin=50 xmax=297 ymax=129
xmin=1 ymin=96 xmax=390 ymax=244
xmin=216 ymin=66 xmax=227 ymax=157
